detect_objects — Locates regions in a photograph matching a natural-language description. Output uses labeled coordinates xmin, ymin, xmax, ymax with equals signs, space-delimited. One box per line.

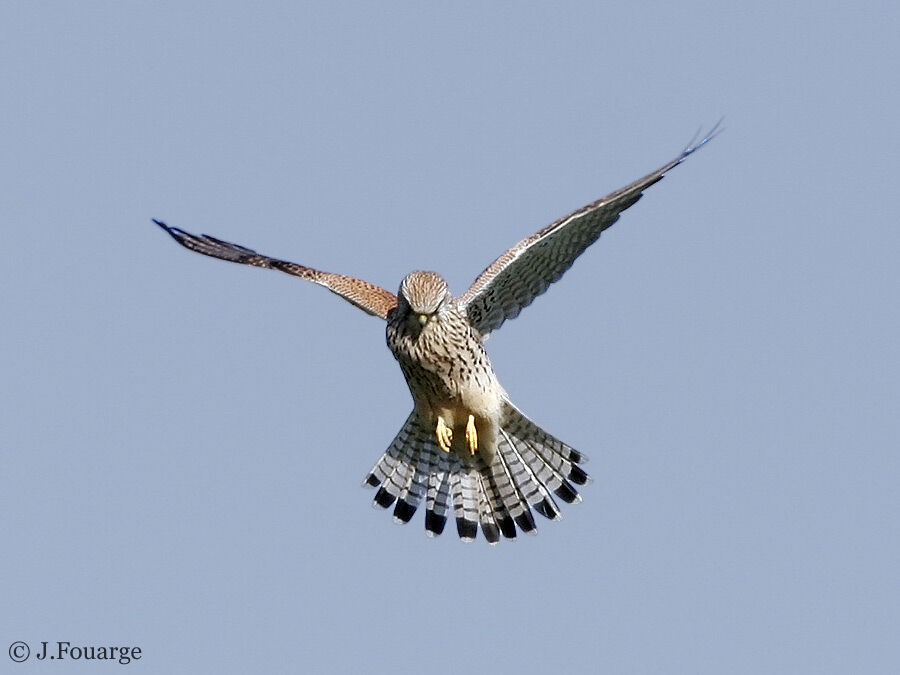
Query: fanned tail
xmin=363 ymin=404 xmax=591 ymax=544
xmin=500 ymin=401 xmax=592 ymax=505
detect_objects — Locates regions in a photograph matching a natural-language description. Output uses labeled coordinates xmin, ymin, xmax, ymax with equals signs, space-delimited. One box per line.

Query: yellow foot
xmin=436 ymin=416 xmax=453 ymax=453
xmin=465 ymin=414 xmax=478 ymax=455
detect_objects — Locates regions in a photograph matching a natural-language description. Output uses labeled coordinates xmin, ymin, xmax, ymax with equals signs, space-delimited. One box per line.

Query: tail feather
xmin=366 ymin=414 xmax=418 ymax=510
xmin=474 ymin=452 xmax=516 ymax=540
xmin=475 ymin=470 xmax=500 ymax=544
xmin=459 ymin=461 xmax=480 ymax=541
xmin=498 ymin=426 xmax=568 ymax=502
xmin=497 ymin=426 xmax=562 ymax=521
xmin=364 ymin=412 xmax=413 ymax=488
xmin=425 ymin=451 xmax=451 ymax=536
xmin=390 ymin=458 xmax=413 ymax=519
xmin=504 ymin=401 xmax=590 ymax=466
xmin=520 ymin=439 xmax=581 ymax=504
xmin=503 ymin=401 xmax=590 ymax=505
xmin=393 ymin=445 xmax=427 ymax=524
xmin=391 ymin=421 xmax=431 ymax=523
xmin=490 ymin=442 xmax=536 ymax=535
xmin=363 ymin=436 xmax=402 ymax=488
xmin=376 ymin=444 xmax=416 ymax=509
xmin=364 ymin=405 xmax=590 ymax=543
xmin=449 ymin=459 xmax=478 ymax=541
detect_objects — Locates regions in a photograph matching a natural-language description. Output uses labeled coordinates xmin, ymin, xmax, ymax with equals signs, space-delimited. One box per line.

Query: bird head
xmin=398 ymin=271 xmax=452 ymax=326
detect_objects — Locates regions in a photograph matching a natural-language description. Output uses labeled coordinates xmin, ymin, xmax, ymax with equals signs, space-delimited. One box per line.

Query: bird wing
xmin=459 ymin=123 xmax=720 ymax=336
xmin=154 ymin=220 xmax=398 ymax=319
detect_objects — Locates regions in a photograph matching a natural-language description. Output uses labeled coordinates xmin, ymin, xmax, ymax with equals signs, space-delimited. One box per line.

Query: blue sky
xmin=2 ymin=2 xmax=898 ymax=673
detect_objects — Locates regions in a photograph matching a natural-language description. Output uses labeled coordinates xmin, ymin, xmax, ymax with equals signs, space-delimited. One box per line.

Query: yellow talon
xmin=465 ymin=414 xmax=478 ymax=455
xmin=436 ymin=416 xmax=453 ymax=453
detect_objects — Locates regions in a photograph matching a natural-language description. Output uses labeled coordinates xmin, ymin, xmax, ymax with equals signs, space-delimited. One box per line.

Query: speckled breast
xmin=386 ymin=308 xmax=495 ymax=408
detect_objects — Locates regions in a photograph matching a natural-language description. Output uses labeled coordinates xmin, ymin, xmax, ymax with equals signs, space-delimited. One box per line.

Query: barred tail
xmin=499 ymin=401 xmax=592 ymax=510
xmin=363 ymin=413 xmax=454 ymax=537
xmin=363 ymin=404 xmax=591 ymax=545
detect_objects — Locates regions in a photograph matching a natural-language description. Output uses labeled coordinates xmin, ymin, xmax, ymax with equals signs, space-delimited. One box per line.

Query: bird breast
xmin=386 ymin=306 xmax=500 ymax=414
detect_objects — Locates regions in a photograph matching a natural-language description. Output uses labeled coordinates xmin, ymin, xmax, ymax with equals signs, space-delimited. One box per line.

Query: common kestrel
xmin=154 ymin=124 xmax=719 ymax=544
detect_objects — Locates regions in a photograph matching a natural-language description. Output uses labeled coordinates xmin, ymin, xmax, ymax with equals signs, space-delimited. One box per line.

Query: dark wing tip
xmin=201 ymin=233 xmax=258 ymax=254
xmin=152 ymin=218 xmax=178 ymax=238
xmin=678 ymin=118 xmax=724 ymax=162
xmin=152 ymin=218 xmax=193 ymax=244
xmin=151 ymin=219 xmax=262 ymax=263
xmin=640 ymin=119 xmax=723 ymax=194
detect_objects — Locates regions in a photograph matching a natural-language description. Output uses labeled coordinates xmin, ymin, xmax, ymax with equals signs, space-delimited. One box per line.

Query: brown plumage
xmin=154 ymin=123 xmax=719 ymax=544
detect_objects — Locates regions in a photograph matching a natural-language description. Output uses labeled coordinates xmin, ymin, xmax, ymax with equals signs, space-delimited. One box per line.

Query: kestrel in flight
xmin=154 ymin=124 xmax=719 ymax=544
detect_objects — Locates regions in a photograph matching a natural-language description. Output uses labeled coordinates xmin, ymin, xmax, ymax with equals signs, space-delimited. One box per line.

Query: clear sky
xmin=2 ymin=2 xmax=898 ymax=673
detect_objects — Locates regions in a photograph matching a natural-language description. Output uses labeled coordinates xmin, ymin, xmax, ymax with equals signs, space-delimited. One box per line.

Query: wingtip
xmin=680 ymin=118 xmax=724 ymax=159
xmin=152 ymin=218 xmax=183 ymax=240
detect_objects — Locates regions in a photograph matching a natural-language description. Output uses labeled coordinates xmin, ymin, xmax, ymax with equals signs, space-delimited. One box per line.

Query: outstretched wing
xmin=460 ymin=123 xmax=721 ymax=336
xmin=154 ymin=220 xmax=398 ymax=319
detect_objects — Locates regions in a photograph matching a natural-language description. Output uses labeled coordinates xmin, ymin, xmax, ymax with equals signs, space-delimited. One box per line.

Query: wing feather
xmin=154 ymin=220 xmax=397 ymax=319
xmin=460 ymin=123 xmax=720 ymax=335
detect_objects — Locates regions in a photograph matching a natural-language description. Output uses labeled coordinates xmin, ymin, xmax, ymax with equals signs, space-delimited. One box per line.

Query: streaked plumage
xmin=154 ymin=124 xmax=719 ymax=544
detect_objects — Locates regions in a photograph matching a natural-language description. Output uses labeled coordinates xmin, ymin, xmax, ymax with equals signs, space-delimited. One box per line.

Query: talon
xmin=436 ymin=416 xmax=453 ymax=453
xmin=465 ymin=414 xmax=478 ymax=455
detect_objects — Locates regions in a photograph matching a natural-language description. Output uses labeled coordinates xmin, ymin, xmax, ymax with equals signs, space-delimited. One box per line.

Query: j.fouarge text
xmin=35 ymin=641 xmax=141 ymax=664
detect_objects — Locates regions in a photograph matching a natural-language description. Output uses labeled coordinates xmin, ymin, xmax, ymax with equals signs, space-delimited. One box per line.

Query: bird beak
xmin=418 ymin=314 xmax=429 ymax=326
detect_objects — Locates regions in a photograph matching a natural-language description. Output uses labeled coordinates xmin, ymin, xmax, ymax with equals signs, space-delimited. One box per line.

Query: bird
xmin=154 ymin=123 xmax=719 ymax=544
